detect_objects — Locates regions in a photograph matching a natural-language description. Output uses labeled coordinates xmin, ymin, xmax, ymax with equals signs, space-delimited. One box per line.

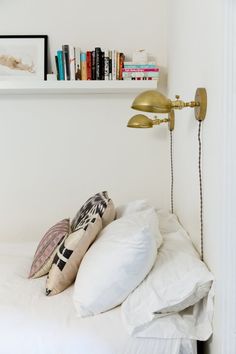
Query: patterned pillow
xmin=46 ymin=213 xmax=102 ymax=296
xmin=71 ymin=191 xmax=115 ymax=231
xmin=29 ymin=218 xmax=70 ymax=279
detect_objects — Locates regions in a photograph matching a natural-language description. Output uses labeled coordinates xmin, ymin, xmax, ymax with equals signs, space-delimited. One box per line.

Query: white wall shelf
xmin=0 ymin=80 xmax=158 ymax=95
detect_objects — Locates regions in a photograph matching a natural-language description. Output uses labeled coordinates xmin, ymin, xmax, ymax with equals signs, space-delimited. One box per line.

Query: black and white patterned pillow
xmin=45 ymin=192 xmax=115 ymax=296
xmin=71 ymin=191 xmax=115 ymax=231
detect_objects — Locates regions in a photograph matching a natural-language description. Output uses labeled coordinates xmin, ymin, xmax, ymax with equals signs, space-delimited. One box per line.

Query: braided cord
xmin=170 ymin=131 xmax=174 ymax=214
xmin=198 ymin=121 xmax=204 ymax=261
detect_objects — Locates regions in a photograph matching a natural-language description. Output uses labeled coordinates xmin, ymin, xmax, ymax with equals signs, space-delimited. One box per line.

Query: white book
xmin=75 ymin=47 xmax=81 ymax=80
xmin=69 ymin=45 xmax=76 ymax=81
xmin=104 ymin=50 xmax=109 ymax=81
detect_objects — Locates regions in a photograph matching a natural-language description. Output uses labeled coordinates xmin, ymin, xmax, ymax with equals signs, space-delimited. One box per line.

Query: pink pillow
xmin=29 ymin=218 xmax=70 ymax=279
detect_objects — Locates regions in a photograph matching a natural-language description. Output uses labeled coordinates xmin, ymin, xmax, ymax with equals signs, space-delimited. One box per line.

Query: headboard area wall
xmin=0 ymin=95 xmax=169 ymax=242
xmin=0 ymin=0 xmax=168 ymax=242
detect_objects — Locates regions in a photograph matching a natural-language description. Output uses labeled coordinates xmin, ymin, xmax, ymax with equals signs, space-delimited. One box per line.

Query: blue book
xmin=57 ymin=50 xmax=65 ymax=80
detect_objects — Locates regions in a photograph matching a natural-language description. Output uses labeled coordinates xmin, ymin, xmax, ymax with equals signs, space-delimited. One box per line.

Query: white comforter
xmin=0 ymin=241 xmax=197 ymax=354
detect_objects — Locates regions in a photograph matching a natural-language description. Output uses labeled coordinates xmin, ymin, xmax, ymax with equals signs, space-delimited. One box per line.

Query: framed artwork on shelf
xmin=0 ymin=35 xmax=48 ymax=81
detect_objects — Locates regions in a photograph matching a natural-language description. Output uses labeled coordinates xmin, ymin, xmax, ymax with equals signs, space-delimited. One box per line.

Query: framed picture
xmin=0 ymin=35 xmax=48 ymax=80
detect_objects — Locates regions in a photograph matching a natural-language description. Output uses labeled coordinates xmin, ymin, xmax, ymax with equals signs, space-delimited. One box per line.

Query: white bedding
xmin=0 ymin=242 xmax=197 ymax=354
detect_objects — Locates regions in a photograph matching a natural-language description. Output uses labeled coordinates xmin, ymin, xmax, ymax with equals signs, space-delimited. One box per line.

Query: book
xmin=109 ymin=50 xmax=112 ymax=80
xmin=81 ymin=52 xmax=87 ymax=80
xmin=124 ymin=62 xmax=157 ymax=68
xmin=55 ymin=56 xmax=59 ymax=80
xmin=69 ymin=46 xmax=76 ymax=80
xmin=123 ymin=72 xmax=159 ymax=79
xmin=119 ymin=53 xmax=125 ymax=80
xmin=91 ymin=51 xmax=96 ymax=80
xmin=101 ymin=51 xmax=105 ymax=80
xmin=75 ymin=47 xmax=81 ymax=80
xmin=86 ymin=51 xmax=92 ymax=80
xmin=104 ymin=50 xmax=109 ymax=80
xmin=62 ymin=45 xmax=70 ymax=80
xmin=116 ymin=51 xmax=120 ymax=80
xmin=57 ymin=50 xmax=65 ymax=80
xmin=95 ymin=47 xmax=101 ymax=80
xmin=112 ymin=50 xmax=116 ymax=80
xmin=122 ymin=68 xmax=159 ymax=72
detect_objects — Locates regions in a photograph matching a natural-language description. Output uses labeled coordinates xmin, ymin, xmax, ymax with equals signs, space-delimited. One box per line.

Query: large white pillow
xmin=115 ymin=200 xmax=152 ymax=219
xmin=121 ymin=212 xmax=214 ymax=335
xmin=73 ymin=208 xmax=162 ymax=317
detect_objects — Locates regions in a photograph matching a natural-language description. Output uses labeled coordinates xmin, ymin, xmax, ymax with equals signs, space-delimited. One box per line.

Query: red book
xmin=86 ymin=51 xmax=92 ymax=80
xmin=119 ymin=53 xmax=125 ymax=80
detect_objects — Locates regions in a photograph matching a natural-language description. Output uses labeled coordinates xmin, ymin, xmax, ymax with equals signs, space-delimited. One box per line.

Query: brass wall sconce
xmin=127 ymin=111 xmax=175 ymax=131
xmin=126 ymin=87 xmax=207 ymax=261
xmin=130 ymin=88 xmax=207 ymax=122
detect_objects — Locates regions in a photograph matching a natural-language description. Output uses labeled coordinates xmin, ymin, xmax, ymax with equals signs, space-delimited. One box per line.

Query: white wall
xmin=167 ymin=0 xmax=235 ymax=353
xmin=0 ymin=0 xmax=169 ymax=241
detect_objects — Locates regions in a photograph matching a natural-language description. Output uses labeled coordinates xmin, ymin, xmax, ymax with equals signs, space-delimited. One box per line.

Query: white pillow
xmin=121 ymin=214 xmax=214 ymax=335
xmin=73 ymin=208 xmax=162 ymax=317
xmin=115 ymin=200 xmax=151 ymax=219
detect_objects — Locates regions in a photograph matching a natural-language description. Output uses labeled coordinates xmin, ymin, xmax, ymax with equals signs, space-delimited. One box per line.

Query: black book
xmin=101 ymin=51 xmax=105 ymax=80
xmin=62 ymin=44 xmax=71 ymax=80
xmin=91 ymin=51 xmax=96 ymax=80
xmin=95 ymin=47 xmax=101 ymax=80
xmin=55 ymin=55 xmax=59 ymax=80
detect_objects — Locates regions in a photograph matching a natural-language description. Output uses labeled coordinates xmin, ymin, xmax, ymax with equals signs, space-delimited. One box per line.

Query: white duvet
xmin=0 ymin=241 xmax=197 ymax=354
xmin=0 ymin=210 xmax=212 ymax=354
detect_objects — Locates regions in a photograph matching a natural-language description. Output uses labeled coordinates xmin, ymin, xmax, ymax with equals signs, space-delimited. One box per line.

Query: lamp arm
xmin=153 ymin=118 xmax=169 ymax=125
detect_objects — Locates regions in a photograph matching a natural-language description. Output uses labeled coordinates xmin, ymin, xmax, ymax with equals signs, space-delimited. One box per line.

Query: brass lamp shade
xmin=131 ymin=90 xmax=172 ymax=114
xmin=127 ymin=114 xmax=154 ymax=128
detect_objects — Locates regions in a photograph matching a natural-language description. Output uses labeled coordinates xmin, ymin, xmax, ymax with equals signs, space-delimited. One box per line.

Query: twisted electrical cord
xmin=198 ymin=121 xmax=204 ymax=261
xmin=170 ymin=130 xmax=174 ymax=214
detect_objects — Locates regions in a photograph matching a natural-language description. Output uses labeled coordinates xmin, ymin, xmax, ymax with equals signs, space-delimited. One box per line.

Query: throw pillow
xmin=29 ymin=218 xmax=70 ymax=279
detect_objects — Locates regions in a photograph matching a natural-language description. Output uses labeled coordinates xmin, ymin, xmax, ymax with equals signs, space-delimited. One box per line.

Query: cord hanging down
xmin=170 ymin=131 xmax=174 ymax=214
xmin=198 ymin=121 xmax=204 ymax=261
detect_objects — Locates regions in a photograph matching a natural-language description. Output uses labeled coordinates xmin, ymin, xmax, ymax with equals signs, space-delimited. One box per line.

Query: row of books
xmin=122 ymin=62 xmax=159 ymax=80
xmin=55 ymin=45 xmax=125 ymax=80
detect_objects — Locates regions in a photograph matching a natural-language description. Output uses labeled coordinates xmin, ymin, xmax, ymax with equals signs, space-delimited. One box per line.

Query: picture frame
xmin=0 ymin=35 xmax=48 ymax=81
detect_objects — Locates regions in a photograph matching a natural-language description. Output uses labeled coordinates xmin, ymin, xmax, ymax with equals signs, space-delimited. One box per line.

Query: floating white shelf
xmin=0 ymin=80 xmax=158 ymax=95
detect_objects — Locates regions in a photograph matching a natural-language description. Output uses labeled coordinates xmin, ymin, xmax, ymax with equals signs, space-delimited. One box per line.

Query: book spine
xmin=124 ymin=64 xmax=157 ymax=69
xmin=101 ymin=51 xmax=105 ymax=80
xmin=91 ymin=51 xmax=96 ymax=80
xmin=57 ymin=50 xmax=65 ymax=80
xmin=55 ymin=56 xmax=59 ymax=80
xmin=116 ymin=51 xmax=120 ymax=80
xmin=75 ymin=47 xmax=81 ymax=80
xmin=86 ymin=51 xmax=92 ymax=80
xmin=119 ymin=53 xmax=125 ymax=80
xmin=122 ymin=72 xmax=159 ymax=79
xmin=69 ymin=46 xmax=76 ymax=80
xmin=62 ymin=45 xmax=70 ymax=80
xmin=95 ymin=47 xmax=101 ymax=80
xmin=81 ymin=52 xmax=87 ymax=80
xmin=104 ymin=50 xmax=109 ymax=81
xmin=124 ymin=61 xmax=156 ymax=66
xmin=122 ymin=68 xmax=159 ymax=72
xmin=109 ymin=50 xmax=112 ymax=80
xmin=112 ymin=50 xmax=116 ymax=80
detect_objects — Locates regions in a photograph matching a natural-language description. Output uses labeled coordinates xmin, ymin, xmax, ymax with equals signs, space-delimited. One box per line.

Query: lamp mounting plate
xmin=168 ymin=110 xmax=175 ymax=131
xmin=194 ymin=88 xmax=207 ymax=121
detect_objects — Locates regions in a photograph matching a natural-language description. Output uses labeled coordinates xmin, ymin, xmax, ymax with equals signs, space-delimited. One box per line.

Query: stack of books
xmin=55 ymin=45 xmax=125 ymax=80
xmin=122 ymin=62 xmax=159 ymax=80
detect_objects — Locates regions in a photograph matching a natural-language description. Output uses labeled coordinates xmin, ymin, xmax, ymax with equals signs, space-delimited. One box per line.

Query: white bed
xmin=0 ymin=241 xmax=197 ymax=354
